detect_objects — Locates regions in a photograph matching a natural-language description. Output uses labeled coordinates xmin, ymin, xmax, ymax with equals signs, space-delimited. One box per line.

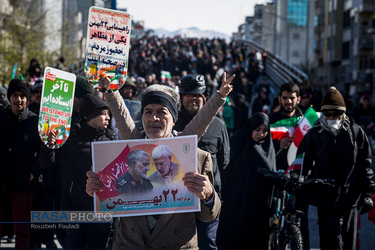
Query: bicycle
xmin=258 ymin=168 xmax=336 ymax=250
xmin=258 ymin=168 xmax=303 ymax=250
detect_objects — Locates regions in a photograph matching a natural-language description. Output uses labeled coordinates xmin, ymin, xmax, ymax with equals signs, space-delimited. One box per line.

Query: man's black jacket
xmin=0 ymin=106 xmax=40 ymax=192
xmin=174 ymin=106 xmax=230 ymax=198
xmin=298 ymin=116 xmax=375 ymax=209
xmin=40 ymin=122 xmax=116 ymax=210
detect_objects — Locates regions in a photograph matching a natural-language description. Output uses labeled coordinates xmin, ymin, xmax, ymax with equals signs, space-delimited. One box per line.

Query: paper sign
xmin=91 ymin=136 xmax=199 ymax=217
xmin=38 ymin=67 xmax=76 ymax=149
xmin=85 ymin=7 xmax=132 ymax=90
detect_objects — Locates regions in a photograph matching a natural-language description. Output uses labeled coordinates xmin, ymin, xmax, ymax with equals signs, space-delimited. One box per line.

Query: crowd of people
xmin=0 ymin=35 xmax=375 ymax=250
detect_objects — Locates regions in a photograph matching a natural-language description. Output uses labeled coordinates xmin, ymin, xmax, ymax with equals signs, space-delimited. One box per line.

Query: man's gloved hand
xmin=360 ymin=197 xmax=373 ymax=215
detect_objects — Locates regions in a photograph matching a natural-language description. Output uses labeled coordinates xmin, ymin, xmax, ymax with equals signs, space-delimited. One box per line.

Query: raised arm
xmin=99 ymin=76 xmax=142 ymax=140
xmin=105 ymin=91 xmax=141 ymax=139
xmin=179 ymin=72 xmax=235 ymax=140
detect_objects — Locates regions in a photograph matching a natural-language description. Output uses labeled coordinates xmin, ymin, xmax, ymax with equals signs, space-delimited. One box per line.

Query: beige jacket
xmin=104 ymin=90 xmax=224 ymax=249
xmin=105 ymin=90 xmax=225 ymax=140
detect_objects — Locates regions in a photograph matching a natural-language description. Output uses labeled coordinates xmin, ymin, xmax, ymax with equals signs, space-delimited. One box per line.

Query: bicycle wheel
xmin=279 ymin=224 xmax=303 ymax=250
xmin=268 ymin=226 xmax=279 ymax=250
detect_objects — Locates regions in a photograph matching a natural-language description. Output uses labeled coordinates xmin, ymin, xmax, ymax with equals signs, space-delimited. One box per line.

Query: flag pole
xmin=275 ymin=148 xmax=283 ymax=157
xmin=298 ymin=153 xmax=305 ymax=183
xmin=276 ymin=114 xmax=303 ymax=157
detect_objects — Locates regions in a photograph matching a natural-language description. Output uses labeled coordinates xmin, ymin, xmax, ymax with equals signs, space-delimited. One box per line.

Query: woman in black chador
xmin=217 ymin=112 xmax=276 ymax=250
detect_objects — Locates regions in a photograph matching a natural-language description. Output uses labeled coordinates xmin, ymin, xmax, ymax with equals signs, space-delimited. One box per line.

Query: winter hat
xmin=180 ymin=74 xmax=206 ymax=95
xmin=141 ymin=91 xmax=178 ymax=123
xmin=75 ymin=76 xmax=94 ymax=99
xmin=0 ymin=85 xmax=7 ymax=96
xmin=7 ymin=79 xmax=30 ymax=101
xmin=78 ymin=94 xmax=110 ymax=122
xmin=321 ymin=86 xmax=346 ymax=112
xmin=136 ymin=77 xmax=146 ymax=84
xmin=180 ymin=74 xmax=207 ymax=103
xmin=123 ymin=77 xmax=136 ymax=92
xmin=32 ymin=79 xmax=43 ymax=92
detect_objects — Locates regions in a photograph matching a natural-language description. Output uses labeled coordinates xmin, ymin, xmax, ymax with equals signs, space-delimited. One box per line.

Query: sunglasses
xmin=323 ymin=111 xmax=343 ymax=118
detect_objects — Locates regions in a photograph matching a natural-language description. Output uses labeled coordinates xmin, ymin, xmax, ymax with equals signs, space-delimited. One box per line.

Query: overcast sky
xmin=117 ymin=0 xmax=269 ymax=36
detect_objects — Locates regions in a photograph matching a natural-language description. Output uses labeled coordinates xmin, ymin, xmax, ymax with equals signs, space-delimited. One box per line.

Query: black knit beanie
xmin=141 ymin=91 xmax=178 ymax=123
xmin=77 ymin=94 xmax=110 ymax=122
xmin=321 ymin=86 xmax=346 ymax=112
xmin=75 ymin=76 xmax=94 ymax=99
xmin=7 ymin=79 xmax=30 ymax=101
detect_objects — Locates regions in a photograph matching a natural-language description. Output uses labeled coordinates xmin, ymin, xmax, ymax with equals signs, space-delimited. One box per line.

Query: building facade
xmin=314 ymin=0 xmax=375 ymax=98
xmin=237 ymin=0 xmax=375 ymax=98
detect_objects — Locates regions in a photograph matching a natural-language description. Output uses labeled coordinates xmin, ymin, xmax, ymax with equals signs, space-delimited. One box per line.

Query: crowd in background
xmin=2 ymin=36 xmax=375 ymax=140
xmin=1 ymin=35 xmax=375 ymax=249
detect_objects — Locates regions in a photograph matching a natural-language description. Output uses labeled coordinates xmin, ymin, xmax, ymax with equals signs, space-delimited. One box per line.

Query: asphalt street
xmin=1 ymin=206 xmax=374 ymax=249
xmin=308 ymin=205 xmax=375 ymax=250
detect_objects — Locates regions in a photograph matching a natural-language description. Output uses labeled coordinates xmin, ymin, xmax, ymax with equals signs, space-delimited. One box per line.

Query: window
xmin=343 ymin=10 xmax=350 ymax=28
xmin=292 ymin=51 xmax=300 ymax=58
xmin=287 ymin=0 xmax=308 ymax=27
xmin=342 ymin=42 xmax=350 ymax=59
xmin=292 ymin=33 xmax=300 ymax=40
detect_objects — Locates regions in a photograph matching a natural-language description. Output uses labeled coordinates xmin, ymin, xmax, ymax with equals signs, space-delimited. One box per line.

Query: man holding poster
xmin=86 ymin=72 xmax=234 ymax=249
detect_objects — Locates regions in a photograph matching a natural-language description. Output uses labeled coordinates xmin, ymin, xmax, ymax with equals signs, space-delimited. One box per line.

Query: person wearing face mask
xmin=217 ymin=113 xmax=276 ymax=250
xmin=298 ymin=86 xmax=375 ymax=250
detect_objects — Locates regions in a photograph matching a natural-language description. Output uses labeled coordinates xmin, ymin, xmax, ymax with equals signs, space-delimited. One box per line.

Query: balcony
xmin=357 ymin=0 xmax=374 ymax=13
xmin=359 ymin=35 xmax=374 ymax=49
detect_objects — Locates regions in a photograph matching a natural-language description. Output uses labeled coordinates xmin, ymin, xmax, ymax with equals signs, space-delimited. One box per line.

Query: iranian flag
xmin=109 ymin=74 xmax=119 ymax=89
xmin=285 ymin=153 xmax=304 ymax=175
xmin=270 ymin=117 xmax=300 ymax=140
xmin=292 ymin=107 xmax=319 ymax=147
xmin=161 ymin=70 xmax=171 ymax=83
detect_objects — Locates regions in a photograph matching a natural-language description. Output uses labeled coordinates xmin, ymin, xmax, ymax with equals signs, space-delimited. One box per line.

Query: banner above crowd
xmin=85 ymin=7 xmax=131 ymax=90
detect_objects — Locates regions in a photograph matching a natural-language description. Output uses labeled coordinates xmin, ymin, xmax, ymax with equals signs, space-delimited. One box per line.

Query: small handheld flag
xmin=292 ymin=107 xmax=319 ymax=147
xmin=270 ymin=117 xmax=300 ymax=140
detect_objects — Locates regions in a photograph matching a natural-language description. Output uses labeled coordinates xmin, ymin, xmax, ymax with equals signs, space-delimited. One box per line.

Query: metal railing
xmin=244 ymin=41 xmax=309 ymax=88
xmin=66 ymin=58 xmax=85 ymax=76
xmin=65 ymin=40 xmax=309 ymax=89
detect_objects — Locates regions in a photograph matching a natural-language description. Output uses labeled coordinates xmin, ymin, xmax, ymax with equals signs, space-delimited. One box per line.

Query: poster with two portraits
xmin=91 ymin=135 xmax=200 ymax=217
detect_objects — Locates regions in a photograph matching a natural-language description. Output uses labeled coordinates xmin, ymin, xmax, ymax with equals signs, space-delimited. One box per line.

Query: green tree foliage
xmin=0 ymin=1 xmax=80 ymax=85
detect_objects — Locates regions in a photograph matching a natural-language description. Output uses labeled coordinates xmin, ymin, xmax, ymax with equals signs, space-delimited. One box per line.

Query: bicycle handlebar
xmin=257 ymin=168 xmax=337 ymax=188
xmin=300 ymin=178 xmax=336 ymax=187
xmin=257 ymin=167 xmax=282 ymax=177
xmin=257 ymin=168 xmax=292 ymax=181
